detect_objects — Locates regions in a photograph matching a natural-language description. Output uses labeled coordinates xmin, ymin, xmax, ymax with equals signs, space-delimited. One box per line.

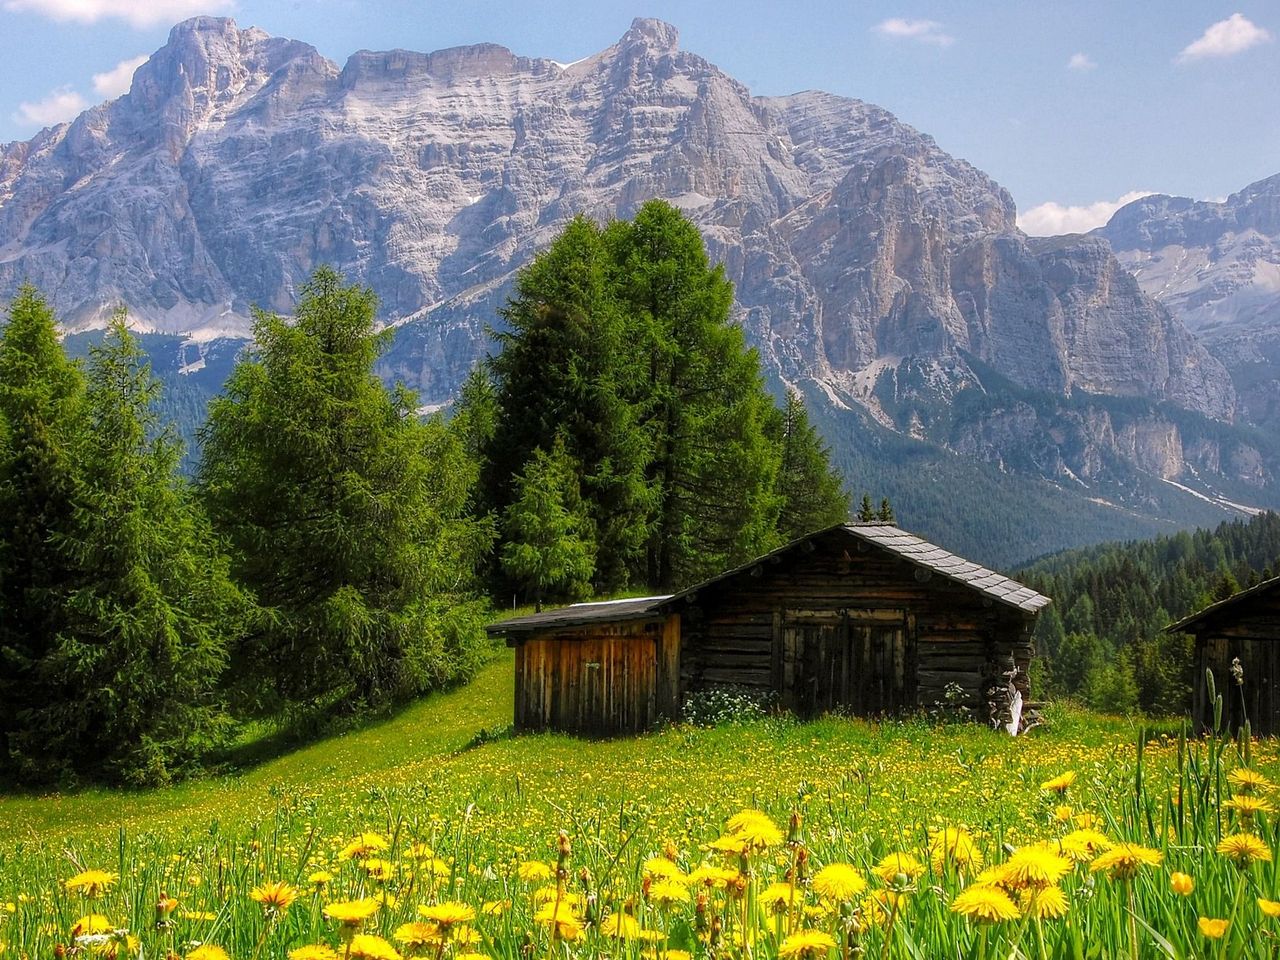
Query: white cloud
xmin=1067 ymin=52 xmax=1097 ymax=71
xmin=2 ymin=0 xmax=230 ymax=28
xmin=1177 ymin=13 xmax=1272 ymax=62
xmin=1018 ymin=191 xmax=1157 ymax=236
xmin=11 ymin=86 xmax=88 ymax=128
xmin=92 ymin=55 xmax=148 ymax=98
xmin=872 ymin=18 xmax=954 ymax=47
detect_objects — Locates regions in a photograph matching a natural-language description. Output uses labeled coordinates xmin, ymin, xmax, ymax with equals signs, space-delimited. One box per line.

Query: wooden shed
xmin=487 ymin=523 xmax=1051 ymax=735
xmin=1168 ymin=576 xmax=1280 ymax=735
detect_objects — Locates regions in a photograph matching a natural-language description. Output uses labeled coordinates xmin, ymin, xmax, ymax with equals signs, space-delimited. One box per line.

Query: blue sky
xmin=1 ymin=0 xmax=1277 ymax=233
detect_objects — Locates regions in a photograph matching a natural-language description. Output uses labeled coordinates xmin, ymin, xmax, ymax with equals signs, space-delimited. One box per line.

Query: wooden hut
xmin=1167 ymin=576 xmax=1280 ymax=735
xmin=487 ymin=523 xmax=1051 ymax=735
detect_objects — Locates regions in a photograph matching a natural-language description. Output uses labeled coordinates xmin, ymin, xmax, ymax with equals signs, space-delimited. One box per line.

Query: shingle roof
xmin=486 ymin=523 xmax=1051 ymax=636
xmin=486 ymin=595 xmax=671 ymax=636
xmin=1165 ymin=575 xmax=1280 ymax=635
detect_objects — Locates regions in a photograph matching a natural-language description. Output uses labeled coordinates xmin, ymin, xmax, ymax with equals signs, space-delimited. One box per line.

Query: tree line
xmin=1020 ymin=511 xmax=1280 ymax=714
xmin=0 ymin=201 xmax=850 ymax=785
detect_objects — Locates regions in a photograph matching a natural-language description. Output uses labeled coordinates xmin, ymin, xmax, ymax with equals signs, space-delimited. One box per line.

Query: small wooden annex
xmin=1168 ymin=576 xmax=1280 ymax=736
xmin=486 ymin=523 xmax=1052 ymax=736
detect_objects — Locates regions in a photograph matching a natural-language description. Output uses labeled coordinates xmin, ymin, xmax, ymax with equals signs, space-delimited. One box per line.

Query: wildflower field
xmin=3 ymin=652 xmax=1280 ymax=959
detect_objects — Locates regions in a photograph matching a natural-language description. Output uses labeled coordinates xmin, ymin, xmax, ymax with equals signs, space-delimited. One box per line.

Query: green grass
xmin=4 ymin=655 xmax=1280 ymax=958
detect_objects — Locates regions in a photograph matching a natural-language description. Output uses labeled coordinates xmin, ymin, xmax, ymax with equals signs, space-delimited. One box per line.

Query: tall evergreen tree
xmin=857 ymin=493 xmax=876 ymax=523
xmin=608 ymin=200 xmax=782 ymax=589
xmin=772 ymin=389 xmax=849 ymax=540
xmin=19 ymin=315 xmax=245 ymax=785
xmin=0 ymin=286 xmax=86 ymax=778
xmin=199 ymin=268 xmax=490 ymax=709
xmin=878 ymin=498 xmax=895 ymax=524
xmin=501 ymin=434 xmax=596 ymax=611
xmin=486 ymin=217 xmax=650 ymax=592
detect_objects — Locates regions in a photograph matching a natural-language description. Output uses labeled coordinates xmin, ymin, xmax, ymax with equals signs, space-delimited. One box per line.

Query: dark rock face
xmin=0 ymin=16 xmax=1267 ymax=503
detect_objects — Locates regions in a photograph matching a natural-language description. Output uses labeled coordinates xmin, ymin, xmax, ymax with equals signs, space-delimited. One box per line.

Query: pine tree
xmin=199 ymin=267 xmax=490 ymax=709
xmin=20 ymin=315 xmax=246 ymax=785
xmin=857 ymin=493 xmax=875 ymax=523
xmin=0 ymin=286 xmax=86 ymax=778
xmin=772 ymin=390 xmax=849 ymax=541
xmin=609 ymin=200 xmax=782 ymax=589
xmin=486 ymin=217 xmax=650 ymax=592
xmin=877 ymin=498 xmax=895 ymax=524
xmin=501 ymin=435 xmax=596 ymax=611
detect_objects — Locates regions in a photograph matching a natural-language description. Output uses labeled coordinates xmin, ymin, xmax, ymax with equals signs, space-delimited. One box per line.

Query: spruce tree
xmin=857 ymin=493 xmax=875 ymax=523
xmin=21 ymin=315 xmax=245 ymax=785
xmin=772 ymin=389 xmax=849 ymax=540
xmin=199 ymin=267 xmax=490 ymax=709
xmin=609 ymin=200 xmax=782 ymax=589
xmin=486 ymin=217 xmax=650 ymax=592
xmin=877 ymin=498 xmax=896 ymax=524
xmin=501 ymin=435 xmax=596 ymax=611
xmin=0 ymin=286 xmax=86 ymax=778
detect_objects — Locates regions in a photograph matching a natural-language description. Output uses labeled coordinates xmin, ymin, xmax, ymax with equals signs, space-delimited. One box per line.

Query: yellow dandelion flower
xmin=1057 ymin=829 xmax=1112 ymax=862
xmin=600 ymin=912 xmax=643 ymax=939
xmin=648 ymin=879 xmax=690 ymax=905
xmin=187 ymin=946 xmax=230 ymax=960
xmin=362 ymin=859 xmax=395 ymax=882
xmin=1002 ymin=845 xmax=1072 ymax=889
xmin=323 ymin=898 xmax=381 ymax=927
xmin=308 ymin=871 xmax=334 ymax=888
xmin=759 ymin=882 xmax=799 ymax=911
xmin=1218 ymin=833 xmax=1272 ymax=866
xmin=1225 ymin=795 xmax=1275 ymax=819
xmin=725 ymin=809 xmax=783 ymax=849
xmin=250 ymin=881 xmax=299 ymax=914
xmin=290 ymin=946 xmax=338 ymax=960
xmin=872 ymin=852 xmax=924 ymax=885
xmin=777 ymin=929 xmax=837 ymax=959
xmin=1073 ymin=812 xmax=1103 ymax=830
xmin=1257 ymin=898 xmax=1280 ymax=918
xmin=1090 ymin=844 xmax=1163 ymax=879
xmin=480 ymin=900 xmax=509 ymax=917
xmin=1040 ymin=772 xmax=1076 ymax=794
xmin=348 ymin=934 xmax=401 ymax=960
xmin=393 ymin=922 xmax=441 ymax=949
xmin=1020 ymin=886 xmax=1069 ymax=920
xmin=405 ymin=843 xmax=435 ymax=861
xmin=65 ymin=871 xmax=118 ymax=899
xmin=812 ymin=864 xmax=867 ymax=902
xmin=951 ymin=885 xmax=1020 ymax=923
xmin=533 ymin=901 xmax=582 ymax=941
xmin=416 ymin=902 xmax=475 ymax=927
xmin=1198 ymin=917 xmax=1230 ymax=939
xmin=1052 ymin=805 xmax=1073 ymax=823
xmin=929 ymin=827 xmax=984 ymax=873
xmin=687 ymin=864 xmax=740 ymax=888
xmin=339 ymin=833 xmax=390 ymax=861
xmin=1171 ymin=872 xmax=1195 ymax=896
xmin=643 ymin=857 xmax=686 ymax=882
xmin=517 ymin=861 xmax=552 ymax=883
xmin=181 ymin=911 xmax=217 ymax=922
xmin=1227 ymin=769 xmax=1273 ymax=794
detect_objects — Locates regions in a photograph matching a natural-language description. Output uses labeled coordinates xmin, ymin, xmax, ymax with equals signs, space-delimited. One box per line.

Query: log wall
xmin=1190 ymin=590 xmax=1280 ymax=736
xmin=675 ymin=529 xmax=1034 ymax=720
xmin=512 ymin=615 xmax=681 ymax=735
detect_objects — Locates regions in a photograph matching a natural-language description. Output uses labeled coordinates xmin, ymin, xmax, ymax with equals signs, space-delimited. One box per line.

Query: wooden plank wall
xmin=513 ymin=616 xmax=682 ymax=735
xmin=676 ymin=530 xmax=1034 ymax=718
xmin=1191 ymin=590 xmax=1280 ymax=735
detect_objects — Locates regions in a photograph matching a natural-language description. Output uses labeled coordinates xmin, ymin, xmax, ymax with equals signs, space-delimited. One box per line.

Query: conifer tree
xmin=609 ymin=200 xmax=782 ymax=589
xmin=878 ymin=498 xmax=896 ymax=524
xmin=21 ymin=315 xmax=245 ymax=785
xmin=501 ymin=435 xmax=596 ymax=611
xmin=0 ymin=286 xmax=86 ymax=777
xmin=486 ymin=217 xmax=650 ymax=592
xmin=857 ymin=493 xmax=876 ymax=523
xmin=772 ymin=389 xmax=849 ymax=540
xmin=199 ymin=267 xmax=489 ymax=709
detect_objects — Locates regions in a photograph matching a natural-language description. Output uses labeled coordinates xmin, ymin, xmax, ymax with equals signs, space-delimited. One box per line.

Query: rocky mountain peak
xmin=620 ymin=17 xmax=680 ymax=54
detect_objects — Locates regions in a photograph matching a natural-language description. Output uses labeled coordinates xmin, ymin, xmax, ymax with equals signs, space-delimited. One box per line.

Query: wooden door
xmin=775 ymin=609 xmax=914 ymax=718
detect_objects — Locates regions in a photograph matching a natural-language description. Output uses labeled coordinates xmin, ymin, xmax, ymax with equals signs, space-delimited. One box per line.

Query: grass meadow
xmin=3 ymin=649 xmax=1280 ymax=959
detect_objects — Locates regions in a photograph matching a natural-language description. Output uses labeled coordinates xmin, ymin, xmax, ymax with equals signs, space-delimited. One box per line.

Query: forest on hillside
xmin=1020 ymin=512 xmax=1280 ymax=714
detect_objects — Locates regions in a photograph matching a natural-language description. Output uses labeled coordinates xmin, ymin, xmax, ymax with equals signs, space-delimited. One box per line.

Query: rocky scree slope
xmin=0 ymin=16 xmax=1272 ymax=540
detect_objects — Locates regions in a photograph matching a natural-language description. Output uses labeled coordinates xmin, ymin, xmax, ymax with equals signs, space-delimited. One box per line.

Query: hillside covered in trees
xmin=1021 ymin=512 xmax=1280 ymax=714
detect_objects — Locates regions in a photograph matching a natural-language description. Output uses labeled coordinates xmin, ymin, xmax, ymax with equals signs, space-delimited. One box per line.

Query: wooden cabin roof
xmin=487 ymin=524 xmax=1050 ymax=638
xmin=1166 ymin=576 xmax=1280 ymax=635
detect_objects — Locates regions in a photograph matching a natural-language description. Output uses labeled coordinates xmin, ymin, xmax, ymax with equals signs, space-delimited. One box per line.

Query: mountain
xmin=1097 ymin=176 xmax=1280 ymax=427
xmin=1 ymin=17 xmax=1275 ymax=564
